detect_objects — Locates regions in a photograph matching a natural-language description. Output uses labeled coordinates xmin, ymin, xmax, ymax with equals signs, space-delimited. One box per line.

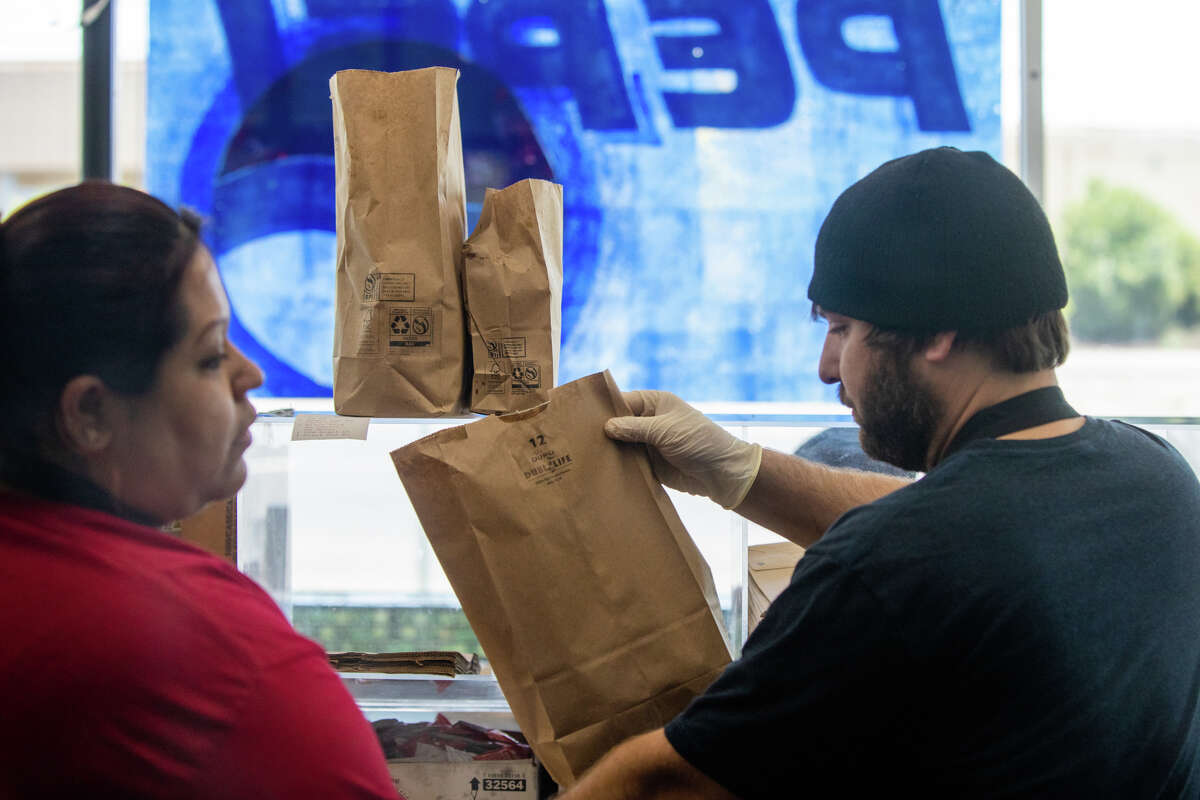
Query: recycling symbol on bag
xmin=512 ymin=363 xmax=540 ymax=384
xmin=390 ymin=311 xmax=431 ymax=340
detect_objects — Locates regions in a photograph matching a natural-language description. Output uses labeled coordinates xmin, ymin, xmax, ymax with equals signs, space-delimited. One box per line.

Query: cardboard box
xmin=387 ymin=759 xmax=538 ymax=800
xmin=176 ymin=498 xmax=237 ymax=563
xmin=748 ymin=541 xmax=804 ymax=634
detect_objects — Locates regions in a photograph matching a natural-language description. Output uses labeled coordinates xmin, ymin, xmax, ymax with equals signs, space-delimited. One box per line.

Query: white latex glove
xmin=604 ymin=390 xmax=763 ymax=510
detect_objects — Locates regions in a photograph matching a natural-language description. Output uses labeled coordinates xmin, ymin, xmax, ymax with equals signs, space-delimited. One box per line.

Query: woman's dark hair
xmin=0 ymin=181 xmax=202 ymax=458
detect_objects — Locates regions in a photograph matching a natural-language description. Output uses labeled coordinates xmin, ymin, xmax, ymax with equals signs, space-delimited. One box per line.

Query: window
xmin=1042 ymin=1 xmax=1200 ymax=417
xmin=0 ymin=0 xmax=147 ymax=214
xmin=0 ymin=0 xmax=81 ymax=213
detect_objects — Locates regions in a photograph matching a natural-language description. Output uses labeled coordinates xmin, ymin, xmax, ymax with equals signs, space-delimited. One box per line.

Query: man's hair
xmin=862 ymin=310 xmax=1071 ymax=373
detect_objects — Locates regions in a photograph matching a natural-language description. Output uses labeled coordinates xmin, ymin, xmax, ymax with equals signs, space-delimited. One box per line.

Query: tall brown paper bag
xmin=391 ymin=371 xmax=732 ymax=787
xmin=330 ymin=67 xmax=470 ymax=416
xmin=463 ymin=178 xmax=564 ymax=414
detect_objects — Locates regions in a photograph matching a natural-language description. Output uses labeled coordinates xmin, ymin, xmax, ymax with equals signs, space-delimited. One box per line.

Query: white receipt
xmin=290 ymin=415 xmax=371 ymax=441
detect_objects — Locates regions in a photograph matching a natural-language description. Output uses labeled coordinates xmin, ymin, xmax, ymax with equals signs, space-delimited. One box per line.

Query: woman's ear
xmin=57 ymin=375 xmax=115 ymax=456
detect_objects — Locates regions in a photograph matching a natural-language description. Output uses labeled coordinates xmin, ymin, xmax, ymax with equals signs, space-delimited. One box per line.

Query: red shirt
xmin=0 ymin=493 xmax=397 ymax=799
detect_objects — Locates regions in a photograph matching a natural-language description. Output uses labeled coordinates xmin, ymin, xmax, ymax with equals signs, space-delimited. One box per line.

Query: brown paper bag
xmin=330 ymin=67 xmax=469 ymax=416
xmin=391 ymin=371 xmax=732 ymax=787
xmin=463 ymin=179 xmax=563 ymax=414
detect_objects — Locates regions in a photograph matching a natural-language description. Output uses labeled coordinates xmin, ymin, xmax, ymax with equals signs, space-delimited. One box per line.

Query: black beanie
xmin=807 ymin=147 xmax=1067 ymax=332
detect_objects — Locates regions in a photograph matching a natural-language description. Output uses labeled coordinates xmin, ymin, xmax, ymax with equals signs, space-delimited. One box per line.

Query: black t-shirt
xmin=666 ymin=418 xmax=1200 ymax=797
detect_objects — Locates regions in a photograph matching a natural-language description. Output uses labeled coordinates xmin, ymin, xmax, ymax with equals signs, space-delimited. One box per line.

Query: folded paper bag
xmin=463 ymin=178 xmax=563 ymax=414
xmin=390 ymin=371 xmax=731 ymax=786
xmin=330 ymin=66 xmax=470 ymax=416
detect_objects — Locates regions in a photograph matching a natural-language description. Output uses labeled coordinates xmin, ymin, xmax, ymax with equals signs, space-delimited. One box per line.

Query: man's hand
xmin=554 ymin=729 xmax=738 ymax=800
xmin=605 ymin=391 xmax=762 ymax=510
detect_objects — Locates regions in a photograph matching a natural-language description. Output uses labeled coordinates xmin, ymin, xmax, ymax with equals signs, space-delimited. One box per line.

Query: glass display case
xmin=341 ymin=673 xmax=513 ymax=725
xmin=237 ymin=411 xmax=1200 ymax=722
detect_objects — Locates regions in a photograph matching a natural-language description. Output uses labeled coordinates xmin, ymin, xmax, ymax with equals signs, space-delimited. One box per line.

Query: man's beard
xmin=839 ymin=352 xmax=943 ymax=472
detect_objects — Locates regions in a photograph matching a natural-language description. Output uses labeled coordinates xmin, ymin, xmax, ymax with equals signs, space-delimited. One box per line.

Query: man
xmin=560 ymin=147 xmax=1200 ymax=797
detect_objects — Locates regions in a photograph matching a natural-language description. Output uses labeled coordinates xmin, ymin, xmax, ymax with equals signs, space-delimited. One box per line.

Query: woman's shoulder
xmin=0 ymin=495 xmax=390 ymax=798
xmin=0 ymin=493 xmax=320 ymax=673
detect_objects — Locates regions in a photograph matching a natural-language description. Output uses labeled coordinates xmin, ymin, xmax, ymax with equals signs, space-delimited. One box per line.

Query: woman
xmin=0 ymin=183 xmax=397 ymax=798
